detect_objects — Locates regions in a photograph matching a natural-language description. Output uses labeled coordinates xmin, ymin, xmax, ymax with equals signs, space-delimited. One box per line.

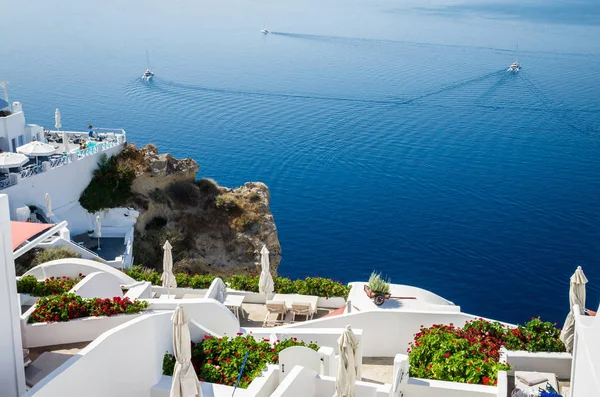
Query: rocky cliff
xmin=119 ymin=144 xmax=281 ymax=276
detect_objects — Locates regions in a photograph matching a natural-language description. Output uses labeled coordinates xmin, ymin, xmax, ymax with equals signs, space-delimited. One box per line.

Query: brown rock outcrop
xmin=122 ymin=144 xmax=281 ymax=276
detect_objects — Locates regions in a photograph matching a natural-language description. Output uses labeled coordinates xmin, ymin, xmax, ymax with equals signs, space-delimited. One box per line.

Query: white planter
xmin=317 ymin=297 xmax=346 ymax=309
xmin=21 ymin=311 xmax=147 ymax=348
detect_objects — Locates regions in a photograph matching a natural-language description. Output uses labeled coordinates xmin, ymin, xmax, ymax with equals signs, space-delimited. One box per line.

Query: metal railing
xmin=20 ymin=164 xmax=43 ymax=179
xmin=49 ymin=155 xmax=72 ymax=169
xmin=0 ymin=177 xmax=14 ymax=189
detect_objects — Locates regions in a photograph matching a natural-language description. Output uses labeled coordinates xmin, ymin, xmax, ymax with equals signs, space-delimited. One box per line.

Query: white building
xmin=0 ymin=85 xmax=136 ymax=266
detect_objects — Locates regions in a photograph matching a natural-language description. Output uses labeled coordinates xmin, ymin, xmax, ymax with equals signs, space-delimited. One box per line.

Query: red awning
xmin=10 ymin=221 xmax=54 ymax=251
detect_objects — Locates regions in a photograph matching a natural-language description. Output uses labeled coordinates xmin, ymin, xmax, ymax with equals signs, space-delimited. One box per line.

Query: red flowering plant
xmin=162 ymin=334 xmax=318 ymax=388
xmin=27 ymin=293 xmax=149 ymax=323
xmin=17 ymin=275 xmax=84 ymax=297
xmin=408 ymin=318 xmax=564 ymax=386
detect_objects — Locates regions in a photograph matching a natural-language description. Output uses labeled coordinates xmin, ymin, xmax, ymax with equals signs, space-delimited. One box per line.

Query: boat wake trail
xmin=156 ymin=79 xmax=399 ymax=106
xmin=397 ymin=70 xmax=505 ymax=105
xmin=519 ymin=71 xmax=591 ymax=134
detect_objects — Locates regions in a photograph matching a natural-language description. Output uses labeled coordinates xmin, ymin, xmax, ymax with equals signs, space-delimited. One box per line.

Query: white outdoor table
xmin=224 ymin=294 xmax=245 ymax=319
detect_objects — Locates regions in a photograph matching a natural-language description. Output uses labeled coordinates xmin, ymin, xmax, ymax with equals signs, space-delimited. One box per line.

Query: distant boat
xmin=261 ymin=19 xmax=270 ymax=34
xmin=507 ymin=44 xmax=521 ymax=72
xmin=142 ymin=51 xmax=154 ymax=81
xmin=507 ymin=61 xmax=521 ymax=72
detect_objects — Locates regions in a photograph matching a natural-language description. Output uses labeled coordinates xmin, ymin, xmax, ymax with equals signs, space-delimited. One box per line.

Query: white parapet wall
xmin=570 ymin=305 xmax=600 ymax=397
xmin=226 ymin=289 xmax=346 ymax=309
xmin=25 ymin=312 xmax=172 ymax=397
xmin=20 ymin=306 xmax=147 ymax=348
xmin=22 ymin=258 xmax=136 ymax=284
xmin=501 ymin=348 xmax=572 ymax=380
xmin=282 ymin=309 xmax=510 ymax=357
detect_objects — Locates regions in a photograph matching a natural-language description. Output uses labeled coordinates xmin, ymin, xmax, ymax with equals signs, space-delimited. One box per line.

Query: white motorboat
xmin=261 ymin=28 xmax=270 ymax=34
xmin=142 ymin=68 xmax=154 ymax=81
xmin=507 ymin=61 xmax=521 ymax=72
xmin=507 ymin=43 xmax=521 ymax=72
xmin=142 ymin=50 xmax=154 ymax=81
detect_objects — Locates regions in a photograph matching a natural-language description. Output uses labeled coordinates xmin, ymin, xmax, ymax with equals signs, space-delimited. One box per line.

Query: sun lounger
xmin=291 ymin=302 xmax=314 ymax=322
xmin=264 ymin=300 xmax=288 ymax=326
xmin=514 ymin=371 xmax=559 ymax=395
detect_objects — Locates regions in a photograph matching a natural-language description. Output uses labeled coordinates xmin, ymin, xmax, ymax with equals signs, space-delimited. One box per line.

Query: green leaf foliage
xmin=124 ymin=266 xmax=350 ymax=299
xmin=408 ymin=318 xmax=565 ymax=386
xmin=79 ymin=153 xmax=135 ymax=213
xmin=162 ymin=335 xmax=318 ymax=388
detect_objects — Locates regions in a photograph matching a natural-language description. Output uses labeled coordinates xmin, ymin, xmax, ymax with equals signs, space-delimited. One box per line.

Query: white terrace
xmin=1 ymin=195 xmax=599 ymax=397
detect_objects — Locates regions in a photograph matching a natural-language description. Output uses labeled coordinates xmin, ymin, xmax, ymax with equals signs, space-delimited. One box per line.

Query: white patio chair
xmin=290 ymin=302 xmax=313 ymax=322
xmin=264 ymin=300 xmax=287 ymax=326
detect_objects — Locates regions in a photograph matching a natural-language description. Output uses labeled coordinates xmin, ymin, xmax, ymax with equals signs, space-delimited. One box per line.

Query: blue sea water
xmin=2 ymin=0 xmax=600 ymax=324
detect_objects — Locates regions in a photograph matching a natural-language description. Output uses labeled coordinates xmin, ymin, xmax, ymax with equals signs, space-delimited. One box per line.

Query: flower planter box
xmin=21 ymin=311 xmax=148 ymax=348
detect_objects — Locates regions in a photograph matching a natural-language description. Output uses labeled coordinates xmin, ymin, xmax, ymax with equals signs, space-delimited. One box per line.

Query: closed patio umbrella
xmin=336 ymin=325 xmax=359 ymax=397
xmin=259 ymin=245 xmax=274 ymax=296
xmin=170 ymin=305 xmax=202 ymax=397
xmin=45 ymin=193 xmax=53 ymax=218
xmin=95 ymin=214 xmax=102 ymax=250
xmin=55 ymin=108 xmax=61 ymax=130
xmin=62 ymin=131 xmax=70 ymax=154
xmin=0 ymin=152 xmax=29 ymax=168
xmin=559 ymin=266 xmax=588 ymax=353
xmin=162 ymin=240 xmax=177 ymax=296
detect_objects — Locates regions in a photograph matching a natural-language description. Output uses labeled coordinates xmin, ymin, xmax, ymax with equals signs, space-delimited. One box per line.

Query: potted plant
xmin=364 ymin=271 xmax=391 ymax=306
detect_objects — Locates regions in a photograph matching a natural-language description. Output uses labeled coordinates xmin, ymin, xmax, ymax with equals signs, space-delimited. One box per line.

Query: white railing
xmin=76 ymin=144 xmax=99 ymax=158
xmin=49 ymin=155 xmax=72 ymax=169
xmin=20 ymin=164 xmax=43 ymax=179
xmin=0 ymin=177 xmax=14 ymax=190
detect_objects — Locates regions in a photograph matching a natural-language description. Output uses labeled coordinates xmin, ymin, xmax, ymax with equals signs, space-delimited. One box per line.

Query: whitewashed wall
xmin=25 ymin=312 xmax=173 ymax=397
xmin=23 ymin=258 xmax=136 ymax=284
xmin=404 ymin=378 xmax=497 ymax=397
xmin=3 ymin=144 xmax=123 ymax=234
xmin=501 ymin=348 xmax=572 ymax=379
xmin=0 ymin=195 xmax=26 ymax=396
xmin=144 ymin=299 xmax=240 ymax=337
xmin=570 ymin=305 xmax=600 ymax=397
xmin=284 ymin=310 xmax=511 ymax=357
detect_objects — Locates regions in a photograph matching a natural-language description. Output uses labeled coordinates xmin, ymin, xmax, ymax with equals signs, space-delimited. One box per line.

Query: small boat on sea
xmin=142 ymin=51 xmax=154 ymax=81
xmin=142 ymin=68 xmax=154 ymax=81
xmin=261 ymin=29 xmax=270 ymax=34
xmin=507 ymin=61 xmax=521 ymax=72
xmin=507 ymin=43 xmax=521 ymax=72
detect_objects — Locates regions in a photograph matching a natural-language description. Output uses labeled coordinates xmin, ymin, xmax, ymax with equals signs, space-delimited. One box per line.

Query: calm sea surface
xmin=2 ymin=0 xmax=600 ymax=324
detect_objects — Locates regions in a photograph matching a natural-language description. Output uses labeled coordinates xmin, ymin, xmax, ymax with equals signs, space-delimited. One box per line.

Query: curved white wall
xmin=69 ymin=272 xmax=123 ymax=299
xmin=283 ymin=309 xmax=512 ymax=357
xmin=25 ymin=312 xmax=173 ymax=397
xmin=146 ymin=298 xmax=240 ymax=337
xmin=23 ymin=259 xmax=135 ymax=284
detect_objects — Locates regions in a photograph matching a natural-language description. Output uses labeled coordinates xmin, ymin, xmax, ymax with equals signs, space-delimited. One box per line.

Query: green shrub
xmin=17 ymin=275 xmax=83 ymax=296
xmin=79 ymin=153 xmax=135 ymax=213
xmin=194 ymin=178 xmax=220 ymax=196
xmin=368 ymin=271 xmax=390 ymax=293
xmin=33 ymin=248 xmax=81 ymax=267
xmin=124 ymin=267 xmax=350 ymax=299
xmin=162 ymin=335 xmax=318 ymax=388
xmin=408 ymin=318 xmax=565 ymax=386
xmin=215 ymin=194 xmax=241 ymax=212
xmin=167 ymin=182 xmax=201 ymax=206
